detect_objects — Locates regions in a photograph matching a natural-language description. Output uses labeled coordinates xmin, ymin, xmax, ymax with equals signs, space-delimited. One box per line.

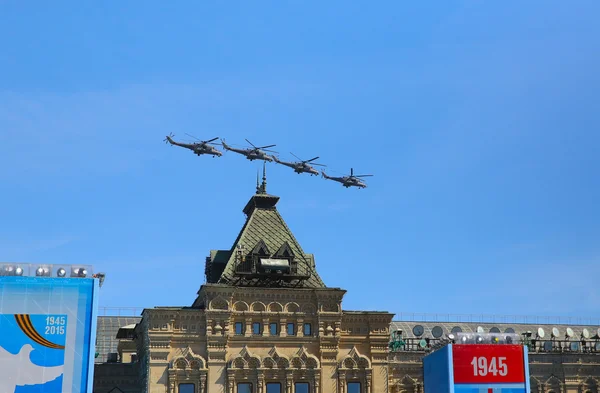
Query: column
xmin=227 ymin=375 xmax=234 ymax=393
xmin=257 ymin=371 xmax=265 ymax=393
xmin=297 ymin=318 xmax=304 ymax=338
xmin=286 ymin=372 xmax=293 ymax=393
xmin=245 ymin=318 xmax=252 ymax=337
xmin=314 ymin=372 xmax=321 ymax=393
xmin=280 ymin=319 xmax=287 ymax=337
xmin=262 ymin=318 xmax=269 ymax=337
xmin=200 ymin=375 xmax=207 ymax=393
xmin=338 ymin=372 xmax=346 ymax=393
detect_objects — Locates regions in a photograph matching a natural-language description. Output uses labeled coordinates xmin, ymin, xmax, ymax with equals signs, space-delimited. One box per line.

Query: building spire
xmin=255 ymin=161 xmax=268 ymax=194
xmin=256 ymin=170 xmax=260 ymax=194
xmin=261 ymin=161 xmax=267 ymax=193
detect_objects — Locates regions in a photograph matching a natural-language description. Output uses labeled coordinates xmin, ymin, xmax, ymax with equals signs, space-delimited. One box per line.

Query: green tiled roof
xmin=215 ymin=192 xmax=325 ymax=288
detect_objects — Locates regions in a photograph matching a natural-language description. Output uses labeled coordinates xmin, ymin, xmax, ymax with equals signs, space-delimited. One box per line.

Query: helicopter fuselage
xmin=273 ymin=157 xmax=319 ymax=175
xmin=245 ymin=150 xmax=274 ymax=161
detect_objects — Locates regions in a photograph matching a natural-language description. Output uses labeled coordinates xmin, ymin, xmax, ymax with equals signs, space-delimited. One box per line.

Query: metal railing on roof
xmin=98 ymin=307 xmax=144 ymax=317
xmin=393 ymin=312 xmax=600 ymax=326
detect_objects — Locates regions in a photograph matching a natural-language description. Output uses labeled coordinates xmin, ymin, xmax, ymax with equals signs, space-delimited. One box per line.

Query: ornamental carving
xmin=169 ymin=346 xmax=207 ymax=370
xmin=339 ymin=347 xmax=371 ymax=370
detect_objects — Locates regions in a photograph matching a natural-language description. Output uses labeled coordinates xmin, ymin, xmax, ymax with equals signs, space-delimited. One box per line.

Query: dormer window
xmin=251 ymin=240 xmax=270 ymax=257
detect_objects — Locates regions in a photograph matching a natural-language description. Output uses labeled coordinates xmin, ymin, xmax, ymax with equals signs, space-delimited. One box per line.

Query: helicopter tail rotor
xmin=164 ymin=133 xmax=175 ymax=145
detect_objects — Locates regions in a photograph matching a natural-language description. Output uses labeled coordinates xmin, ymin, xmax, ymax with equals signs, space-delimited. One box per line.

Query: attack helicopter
xmin=164 ymin=134 xmax=223 ymax=157
xmin=273 ymin=153 xmax=325 ymax=176
xmin=321 ymin=168 xmax=373 ymax=189
xmin=221 ymin=139 xmax=276 ymax=162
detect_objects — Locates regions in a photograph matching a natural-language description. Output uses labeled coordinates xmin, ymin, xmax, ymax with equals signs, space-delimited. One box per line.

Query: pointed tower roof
xmin=205 ymin=165 xmax=325 ymax=288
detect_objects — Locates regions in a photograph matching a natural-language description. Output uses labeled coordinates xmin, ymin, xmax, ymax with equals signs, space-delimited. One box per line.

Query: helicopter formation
xmin=164 ymin=134 xmax=373 ymax=189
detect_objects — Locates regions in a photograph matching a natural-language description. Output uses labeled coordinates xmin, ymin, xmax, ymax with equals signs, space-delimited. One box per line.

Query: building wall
xmin=135 ymin=285 xmax=393 ymax=393
xmin=95 ymin=319 xmax=600 ymax=393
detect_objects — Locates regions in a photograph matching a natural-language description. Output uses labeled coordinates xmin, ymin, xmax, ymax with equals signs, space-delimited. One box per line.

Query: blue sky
xmin=1 ymin=1 xmax=599 ymax=322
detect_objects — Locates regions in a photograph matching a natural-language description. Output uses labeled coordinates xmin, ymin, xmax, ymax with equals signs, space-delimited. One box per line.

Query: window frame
xmin=347 ymin=381 xmax=361 ymax=393
xmin=235 ymin=321 xmax=244 ymax=335
xmin=287 ymin=322 xmax=295 ymax=336
xmin=237 ymin=382 xmax=253 ymax=393
xmin=252 ymin=321 xmax=262 ymax=335
xmin=178 ymin=383 xmax=195 ymax=393
xmin=269 ymin=322 xmax=278 ymax=336
xmin=266 ymin=382 xmax=282 ymax=393
xmin=294 ymin=381 xmax=310 ymax=393
xmin=303 ymin=322 xmax=311 ymax=336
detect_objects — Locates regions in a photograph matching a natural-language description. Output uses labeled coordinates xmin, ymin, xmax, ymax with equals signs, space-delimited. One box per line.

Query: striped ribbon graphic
xmin=14 ymin=314 xmax=65 ymax=350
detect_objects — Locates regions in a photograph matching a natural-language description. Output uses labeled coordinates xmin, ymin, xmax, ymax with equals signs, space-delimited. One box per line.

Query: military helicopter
xmin=164 ymin=133 xmax=223 ymax=157
xmin=220 ymin=139 xmax=276 ymax=162
xmin=321 ymin=168 xmax=373 ymax=189
xmin=273 ymin=153 xmax=325 ymax=176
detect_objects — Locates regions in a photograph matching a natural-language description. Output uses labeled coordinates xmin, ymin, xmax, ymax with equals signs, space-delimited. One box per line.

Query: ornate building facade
xmin=94 ymin=178 xmax=600 ymax=393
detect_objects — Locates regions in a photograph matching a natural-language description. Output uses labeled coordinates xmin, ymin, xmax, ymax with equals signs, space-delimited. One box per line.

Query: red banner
xmin=453 ymin=345 xmax=525 ymax=384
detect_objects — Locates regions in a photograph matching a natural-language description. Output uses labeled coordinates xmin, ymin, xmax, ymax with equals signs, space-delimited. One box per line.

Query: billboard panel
xmin=423 ymin=344 xmax=530 ymax=393
xmin=0 ymin=276 xmax=99 ymax=393
xmin=423 ymin=344 xmax=453 ymax=393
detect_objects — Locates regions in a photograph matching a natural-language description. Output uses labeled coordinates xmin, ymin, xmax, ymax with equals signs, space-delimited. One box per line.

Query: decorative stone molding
xmin=226 ymin=346 xmax=321 ymax=393
xmin=209 ymin=297 xmax=229 ymax=311
xmin=167 ymin=346 xmax=208 ymax=393
xmin=338 ymin=347 xmax=372 ymax=393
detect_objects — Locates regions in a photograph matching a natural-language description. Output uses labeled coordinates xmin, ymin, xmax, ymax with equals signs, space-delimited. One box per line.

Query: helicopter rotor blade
xmin=204 ymin=137 xmax=219 ymax=143
xmin=258 ymin=144 xmax=276 ymax=149
xmin=290 ymin=152 xmax=303 ymax=161
xmin=263 ymin=149 xmax=279 ymax=154
xmin=354 ymin=174 xmax=373 ymax=177
xmin=311 ymin=163 xmax=326 ymax=167
xmin=185 ymin=133 xmax=202 ymax=142
xmin=245 ymin=139 xmax=258 ymax=149
xmin=306 ymin=156 xmax=320 ymax=163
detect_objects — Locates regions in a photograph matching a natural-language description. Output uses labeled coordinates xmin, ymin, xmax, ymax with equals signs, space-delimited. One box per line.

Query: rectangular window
xmin=295 ymin=382 xmax=309 ymax=393
xmin=235 ymin=322 xmax=244 ymax=335
xmin=303 ymin=323 xmax=311 ymax=336
xmin=179 ymin=383 xmax=195 ymax=393
xmin=238 ymin=383 xmax=252 ymax=393
xmin=252 ymin=322 xmax=262 ymax=335
xmin=266 ymin=383 xmax=282 ymax=393
xmin=287 ymin=322 xmax=295 ymax=336
xmin=347 ymin=382 xmax=361 ymax=393
xmin=270 ymin=322 xmax=278 ymax=336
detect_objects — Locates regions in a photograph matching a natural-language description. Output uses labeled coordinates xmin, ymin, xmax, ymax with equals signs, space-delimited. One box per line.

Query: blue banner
xmin=0 ymin=277 xmax=99 ymax=393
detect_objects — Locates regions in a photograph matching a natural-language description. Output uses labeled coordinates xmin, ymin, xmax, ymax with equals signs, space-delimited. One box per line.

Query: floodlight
xmin=476 ymin=335 xmax=484 ymax=344
xmin=448 ymin=334 xmax=455 ymax=341
xmin=1 ymin=265 xmax=24 ymax=276
xmin=70 ymin=267 xmax=88 ymax=278
xmin=57 ymin=268 xmax=66 ymax=277
xmin=506 ymin=335 xmax=513 ymax=344
xmin=35 ymin=266 xmax=51 ymax=277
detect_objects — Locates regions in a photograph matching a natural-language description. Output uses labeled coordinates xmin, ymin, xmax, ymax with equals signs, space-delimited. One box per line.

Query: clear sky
xmin=1 ymin=1 xmax=599 ymax=322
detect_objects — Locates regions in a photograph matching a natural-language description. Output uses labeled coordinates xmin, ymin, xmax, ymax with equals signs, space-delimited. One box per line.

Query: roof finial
xmin=256 ymin=170 xmax=260 ymax=194
xmin=260 ymin=161 xmax=267 ymax=194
